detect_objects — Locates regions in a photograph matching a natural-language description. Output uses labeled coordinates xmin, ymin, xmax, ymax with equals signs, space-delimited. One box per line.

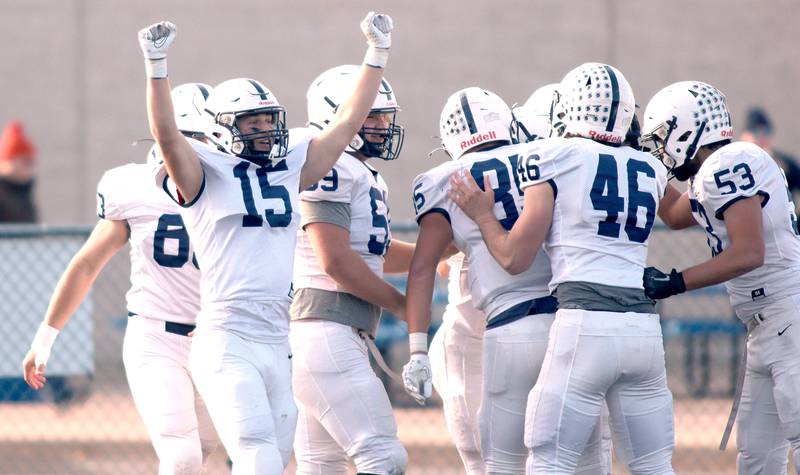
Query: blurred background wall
xmin=0 ymin=0 xmax=796 ymax=224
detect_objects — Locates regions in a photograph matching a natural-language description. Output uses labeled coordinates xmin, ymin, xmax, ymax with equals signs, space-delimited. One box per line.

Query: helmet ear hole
xmin=677 ymin=131 xmax=692 ymax=142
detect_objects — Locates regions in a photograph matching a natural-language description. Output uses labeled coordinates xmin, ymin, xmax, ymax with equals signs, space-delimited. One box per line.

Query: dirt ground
xmin=3 ymin=395 xmax=793 ymax=475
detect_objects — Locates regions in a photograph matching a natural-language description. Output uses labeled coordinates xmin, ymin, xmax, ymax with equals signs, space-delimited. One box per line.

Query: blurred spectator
xmin=0 ymin=121 xmax=38 ymax=223
xmin=741 ymin=107 xmax=800 ymax=193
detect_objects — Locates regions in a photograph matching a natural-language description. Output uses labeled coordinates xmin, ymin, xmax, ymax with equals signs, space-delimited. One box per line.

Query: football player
xmin=511 ymin=83 xmax=559 ymax=144
xmin=137 ymin=14 xmax=395 ymax=475
xmin=428 ymin=251 xmax=486 ymax=475
xmin=404 ymin=87 xmax=609 ymax=474
xmin=642 ymin=81 xmax=800 ymax=474
xmin=22 ymin=84 xmax=219 ymax=475
xmin=289 ymin=65 xmax=413 ymax=475
xmin=448 ymin=64 xmax=674 ymax=474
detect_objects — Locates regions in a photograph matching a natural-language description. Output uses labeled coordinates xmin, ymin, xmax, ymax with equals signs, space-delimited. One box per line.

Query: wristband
xmin=363 ymin=47 xmax=389 ymax=69
xmin=409 ymin=332 xmax=427 ymax=354
xmin=145 ymin=58 xmax=168 ymax=79
xmin=31 ymin=323 xmax=59 ymax=367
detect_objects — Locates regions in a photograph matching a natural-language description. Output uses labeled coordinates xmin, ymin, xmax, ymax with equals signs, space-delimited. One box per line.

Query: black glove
xmin=643 ymin=267 xmax=686 ymax=300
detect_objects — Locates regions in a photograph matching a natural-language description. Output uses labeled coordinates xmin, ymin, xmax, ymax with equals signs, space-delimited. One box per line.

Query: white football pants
xmin=189 ymin=323 xmax=297 ymax=475
xmin=736 ymin=294 xmax=800 ymax=474
xmin=429 ymin=303 xmax=486 ymax=475
xmin=290 ymin=320 xmax=407 ymax=475
xmin=526 ymin=309 xmax=675 ymax=474
xmin=122 ymin=315 xmax=219 ymax=475
xmin=483 ymin=314 xmax=610 ymax=475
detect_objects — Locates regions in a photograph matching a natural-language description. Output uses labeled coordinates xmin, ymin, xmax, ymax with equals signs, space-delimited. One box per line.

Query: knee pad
xmin=350 ymin=438 xmax=407 ymax=475
xmin=156 ymin=441 xmax=203 ymax=475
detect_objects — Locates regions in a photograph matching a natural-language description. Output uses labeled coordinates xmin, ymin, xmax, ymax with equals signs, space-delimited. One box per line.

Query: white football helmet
xmin=439 ymin=87 xmax=513 ymax=160
xmin=512 ymin=83 xmax=559 ymax=143
xmin=551 ymin=62 xmax=635 ymax=145
xmin=205 ymin=78 xmax=288 ymax=164
xmin=307 ymin=65 xmax=404 ymax=160
xmin=171 ymin=83 xmax=214 ymax=138
xmin=642 ymin=81 xmax=733 ymax=178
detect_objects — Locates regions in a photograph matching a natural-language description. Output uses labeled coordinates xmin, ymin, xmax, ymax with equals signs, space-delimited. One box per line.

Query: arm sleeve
xmin=96 ymin=168 xmax=131 ymax=220
xmin=702 ymin=148 xmax=771 ymax=220
xmin=412 ymin=168 xmax=451 ymax=224
xmin=518 ymin=139 xmax=577 ymax=191
xmin=300 ymin=200 xmax=352 ymax=230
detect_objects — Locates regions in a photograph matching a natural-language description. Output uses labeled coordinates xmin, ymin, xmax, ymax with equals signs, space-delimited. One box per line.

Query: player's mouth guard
xmin=719 ymin=312 xmax=763 ymax=450
xmin=358 ymin=329 xmax=405 ymax=386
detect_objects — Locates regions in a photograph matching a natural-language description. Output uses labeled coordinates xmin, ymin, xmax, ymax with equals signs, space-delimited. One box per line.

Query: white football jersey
xmin=413 ymin=145 xmax=552 ymax=320
xmin=688 ymin=141 xmax=800 ymax=313
xmin=294 ymin=153 xmax=391 ymax=292
xmin=97 ymin=163 xmax=200 ymax=324
xmin=153 ymin=128 xmax=312 ymax=340
xmin=442 ymin=252 xmax=485 ymax=335
xmin=518 ymin=137 xmax=667 ymax=290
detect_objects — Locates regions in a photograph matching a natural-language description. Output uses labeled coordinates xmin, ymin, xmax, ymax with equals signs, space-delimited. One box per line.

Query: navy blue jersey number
xmin=233 ymin=160 xmax=293 ymax=228
xmin=153 ymin=214 xmax=198 ymax=268
xmin=413 ymin=181 xmax=426 ymax=213
xmin=590 ymin=154 xmax=657 ymax=243
xmin=368 ymin=187 xmax=390 ymax=255
xmin=470 ymin=158 xmax=520 ymax=230
xmin=713 ymin=163 xmax=755 ymax=196
xmin=690 ymin=199 xmax=723 ymax=256
xmin=306 ymin=168 xmax=339 ymax=192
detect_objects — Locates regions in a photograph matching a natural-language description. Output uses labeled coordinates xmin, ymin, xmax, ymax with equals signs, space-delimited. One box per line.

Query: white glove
xmin=137 ymin=21 xmax=177 ymax=78
xmin=361 ymin=12 xmax=393 ymax=68
xmin=402 ymin=353 xmax=432 ymax=406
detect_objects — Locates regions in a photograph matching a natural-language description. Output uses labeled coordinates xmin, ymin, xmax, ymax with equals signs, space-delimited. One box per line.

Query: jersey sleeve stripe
xmin=714 ymin=190 xmax=770 ymax=220
xmin=161 ymin=172 xmax=206 ymax=208
xmin=416 ymin=207 xmax=451 ymax=225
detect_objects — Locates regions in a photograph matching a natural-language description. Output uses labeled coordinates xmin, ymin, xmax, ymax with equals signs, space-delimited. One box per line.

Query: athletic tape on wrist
xmin=363 ymin=47 xmax=388 ymax=68
xmin=145 ymin=58 xmax=168 ymax=79
xmin=31 ymin=323 xmax=59 ymax=367
xmin=409 ymin=332 xmax=427 ymax=354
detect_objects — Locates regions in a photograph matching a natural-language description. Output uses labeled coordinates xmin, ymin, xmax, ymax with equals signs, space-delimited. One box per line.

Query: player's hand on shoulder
xmin=643 ymin=266 xmax=686 ymax=300
xmin=402 ymin=353 xmax=432 ymax=406
xmin=138 ymin=21 xmax=177 ymax=60
xmin=21 ymin=349 xmax=47 ymax=390
xmin=448 ymin=169 xmax=496 ymax=224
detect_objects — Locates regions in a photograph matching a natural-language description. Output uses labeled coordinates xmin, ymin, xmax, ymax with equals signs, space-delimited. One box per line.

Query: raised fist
xmin=138 ymin=21 xmax=177 ymax=60
xmin=361 ymin=12 xmax=393 ymax=50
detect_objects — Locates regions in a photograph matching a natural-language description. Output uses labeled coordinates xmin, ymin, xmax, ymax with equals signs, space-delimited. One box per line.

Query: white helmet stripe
xmin=459 ymin=92 xmax=478 ymax=134
xmin=603 ymin=65 xmax=620 ymax=133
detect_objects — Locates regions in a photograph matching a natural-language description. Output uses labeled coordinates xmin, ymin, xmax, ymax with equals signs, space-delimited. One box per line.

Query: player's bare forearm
xmin=301 ymin=64 xmax=384 ymax=190
xmin=147 ymin=77 xmax=203 ymax=201
xmin=43 ymin=220 xmax=128 ymax=329
xmin=474 ymin=216 xmax=522 ymax=273
xmin=406 ymin=255 xmax=437 ymax=335
xmin=406 ymin=213 xmax=454 ymax=333
xmin=325 ymin=248 xmax=405 ymax=317
xmin=682 ymin=196 xmax=764 ymax=290
xmin=384 ymin=239 xmax=416 ymax=274
xmin=658 ymin=184 xmax=696 ymax=230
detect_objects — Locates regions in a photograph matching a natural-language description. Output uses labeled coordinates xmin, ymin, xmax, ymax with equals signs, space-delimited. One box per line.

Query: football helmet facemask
xmin=642 ymin=81 xmax=732 ymax=180
xmin=205 ymin=78 xmax=289 ymax=165
xmin=307 ymin=64 xmax=404 ymax=160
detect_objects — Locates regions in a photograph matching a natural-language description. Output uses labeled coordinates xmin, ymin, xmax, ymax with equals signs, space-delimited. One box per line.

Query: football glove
xmin=643 ymin=266 xmax=686 ymax=300
xmin=361 ymin=12 xmax=393 ymax=68
xmin=137 ymin=21 xmax=177 ymax=78
xmin=402 ymin=353 xmax=432 ymax=406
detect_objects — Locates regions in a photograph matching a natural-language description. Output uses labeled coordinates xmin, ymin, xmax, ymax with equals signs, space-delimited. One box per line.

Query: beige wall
xmin=1 ymin=0 xmax=797 ymax=224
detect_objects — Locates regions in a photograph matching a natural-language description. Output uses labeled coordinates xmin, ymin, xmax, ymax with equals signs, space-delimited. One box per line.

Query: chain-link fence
xmin=0 ymin=223 xmax=793 ymax=474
